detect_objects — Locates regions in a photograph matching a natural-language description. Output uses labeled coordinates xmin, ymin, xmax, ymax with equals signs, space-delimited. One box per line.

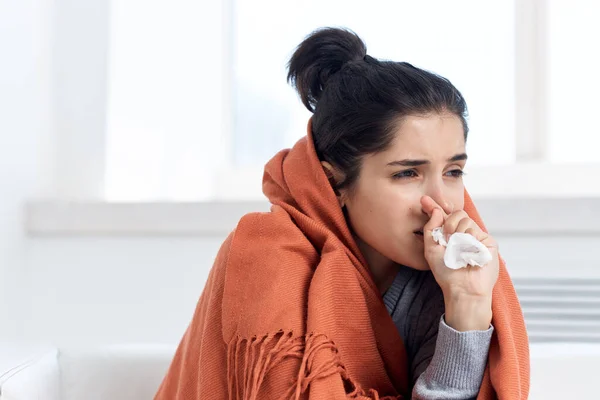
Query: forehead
xmin=384 ymin=113 xmax=466 ymax=158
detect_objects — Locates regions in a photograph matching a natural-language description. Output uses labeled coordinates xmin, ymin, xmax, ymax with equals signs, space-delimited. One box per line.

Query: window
xmin=547 ymin=1 xmax=600 ymax=163
xmin=102 ymin=0 xmax=600 ymax=202
xmin=233 ymin=0 xmax=516 ymax=168
xmin=105 ymin=0 xmax=227 ymax=201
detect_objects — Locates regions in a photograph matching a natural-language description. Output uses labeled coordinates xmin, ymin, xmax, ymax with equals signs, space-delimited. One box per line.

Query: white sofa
xmin=1 ymin=343 xmax=597 ymax=399
xmin=0 ymin=344 xmax=174 ymax=400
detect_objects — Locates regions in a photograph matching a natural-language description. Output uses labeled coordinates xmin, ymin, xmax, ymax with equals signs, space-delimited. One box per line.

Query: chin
xmin=405 ymin=262 xmax=431 ymax=271
xmin=395 ymin=254 xmax=431 ymax=271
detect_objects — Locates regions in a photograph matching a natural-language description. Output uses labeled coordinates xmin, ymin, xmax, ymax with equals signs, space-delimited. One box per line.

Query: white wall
xmin=23 ymin=236 xmax=225 ymax=347
xmin=53 ymin=0 xmax=109 ymax=199
xmin=0 ymin=0 xmax=108 ymax=341
xmin=0 ymin=0 xmax=56 ymax=340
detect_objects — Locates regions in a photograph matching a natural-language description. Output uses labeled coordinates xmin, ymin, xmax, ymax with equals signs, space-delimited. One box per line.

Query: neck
xmin=354 ymin=236 xmax=398 ymax=294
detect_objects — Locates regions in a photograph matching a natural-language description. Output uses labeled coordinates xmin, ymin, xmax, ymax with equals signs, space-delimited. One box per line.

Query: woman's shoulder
xmin=231 ymin=207 xmax=318 ymax=259
xmin=219 ymin=208 xmax=319 ymax=340
xmin=225 ymin=207 xmax=320 ymax=282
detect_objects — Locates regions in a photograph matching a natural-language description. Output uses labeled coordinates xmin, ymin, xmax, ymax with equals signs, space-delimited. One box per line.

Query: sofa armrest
xmin=59 ymin=344 xmax=175 ymax=400
xmin=0 ymin=345 xmax=60 ymax=400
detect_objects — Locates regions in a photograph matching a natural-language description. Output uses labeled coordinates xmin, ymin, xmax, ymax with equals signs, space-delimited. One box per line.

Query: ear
xmin=321 ymin=161 xmax=347 ymax=208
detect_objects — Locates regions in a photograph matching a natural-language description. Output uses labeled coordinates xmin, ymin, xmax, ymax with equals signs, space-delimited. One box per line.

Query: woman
xmin=155 ymin=28 xmax=529 ymax=399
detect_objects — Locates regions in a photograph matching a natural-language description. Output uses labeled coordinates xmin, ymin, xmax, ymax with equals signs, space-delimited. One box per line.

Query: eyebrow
xmin=386 ymin=153 xmax=468 ymax=167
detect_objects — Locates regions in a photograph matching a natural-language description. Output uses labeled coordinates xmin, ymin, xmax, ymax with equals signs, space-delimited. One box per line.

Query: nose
xmin=424 ymin=179 xmax=454 ymax=215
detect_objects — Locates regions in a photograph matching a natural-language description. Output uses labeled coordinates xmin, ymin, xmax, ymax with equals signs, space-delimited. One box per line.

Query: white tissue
xmin=431 ymin=227 xmax=448 ymax=246
xmin=431 ymin=227 xmax=492 ymax=270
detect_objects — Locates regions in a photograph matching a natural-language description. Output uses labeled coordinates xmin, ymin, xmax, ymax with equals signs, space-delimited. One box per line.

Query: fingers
xmin=423 ymin=208 xmax=444 ymax=239
xmin=445 ymin=212 xmax=494 ymax=245
xmin=443 ymin=210 xmax=470 ymax=236
xmin=455 ymin=217 xmax=474 ymax=233
xmin=421 ymin=194 xmax=495 ymax=246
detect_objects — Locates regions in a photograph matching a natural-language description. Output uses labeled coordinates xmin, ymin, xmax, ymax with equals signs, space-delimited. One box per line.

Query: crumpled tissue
xmin=431 ymin=227 xmax=492 ymax=269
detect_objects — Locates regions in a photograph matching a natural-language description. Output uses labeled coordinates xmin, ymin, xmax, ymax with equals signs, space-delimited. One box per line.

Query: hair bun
xmin=287 ymin=28 xmax=367 ymax=112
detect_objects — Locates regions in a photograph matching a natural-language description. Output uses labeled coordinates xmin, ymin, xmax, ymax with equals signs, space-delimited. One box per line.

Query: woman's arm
xmin=411 ymin=315 xmax=493 ymax=400
xmin=412 ymin=196 xmax=500 ymax=399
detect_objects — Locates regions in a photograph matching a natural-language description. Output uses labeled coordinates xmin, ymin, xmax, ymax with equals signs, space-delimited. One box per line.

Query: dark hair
xmin=287 ymin=27 xmax=469 ymax=191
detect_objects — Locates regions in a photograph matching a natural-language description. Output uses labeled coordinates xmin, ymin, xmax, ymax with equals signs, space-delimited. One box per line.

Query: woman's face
xmin=341 ymin=112 xmax=466 ymax=272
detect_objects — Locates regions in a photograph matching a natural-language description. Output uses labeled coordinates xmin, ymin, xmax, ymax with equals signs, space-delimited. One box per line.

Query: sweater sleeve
xmin=410 ymin=315 xmax=493 ymax=400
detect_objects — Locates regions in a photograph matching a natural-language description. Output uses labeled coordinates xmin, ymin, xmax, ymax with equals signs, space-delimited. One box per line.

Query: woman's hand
xmin=421 ymin=195 xmax=500 ymax=331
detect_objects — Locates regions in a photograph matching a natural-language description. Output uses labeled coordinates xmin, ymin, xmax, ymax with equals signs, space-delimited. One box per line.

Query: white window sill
xmin=24 ymin=201 xmax=271 ymax=236
xmin=25 ymin=197 xmax=600 ymax=236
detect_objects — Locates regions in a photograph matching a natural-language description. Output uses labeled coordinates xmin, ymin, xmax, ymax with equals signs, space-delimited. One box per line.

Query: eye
xmin=392 ymin=169 xmax=418 ymax=179
xmin=446 ymin=169 xmax=465 ymax=178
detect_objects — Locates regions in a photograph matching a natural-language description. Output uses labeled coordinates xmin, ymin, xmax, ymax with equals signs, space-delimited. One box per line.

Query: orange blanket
xmin=155 ymin=123 xmax=530 ymax=400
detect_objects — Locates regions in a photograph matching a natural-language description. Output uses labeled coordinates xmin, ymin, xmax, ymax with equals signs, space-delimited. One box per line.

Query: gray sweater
xmin=383 ymin=266 xmax=493 ymax=400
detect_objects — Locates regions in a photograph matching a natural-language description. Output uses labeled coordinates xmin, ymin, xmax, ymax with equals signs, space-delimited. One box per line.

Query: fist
xmin=420 ymin=195 xmax=499 ymax=300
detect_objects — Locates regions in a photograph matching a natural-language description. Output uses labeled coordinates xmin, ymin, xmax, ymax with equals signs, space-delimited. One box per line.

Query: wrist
xmin=443 ymin=293 xmax=492 ymax=332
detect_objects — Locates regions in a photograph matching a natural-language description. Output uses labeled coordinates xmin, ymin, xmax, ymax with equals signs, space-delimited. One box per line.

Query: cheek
xmin=367 ymin=181 xmax=423 ymax=220
xmin=348 ymin=176 xmax=424 ymax=226
xmin=346 ymin=186 xmax=410 ymax=233
xmin=370 ymin=185 xmax=416 ymax=219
